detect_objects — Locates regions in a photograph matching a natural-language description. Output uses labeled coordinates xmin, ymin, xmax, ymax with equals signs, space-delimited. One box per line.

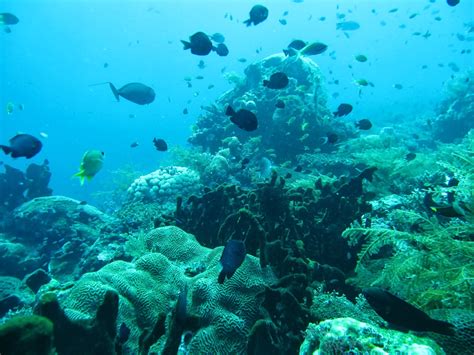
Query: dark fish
xmin=238 ymin=58 xmax=247 ymax=63
xmin=0 ymin=13 xmax=19 ymax=25
xmin=1 ymin=134 xmax=42 ymax=159
xmin=263 ymin=72 xmax=289 ymax=89
xmin=153 ymin=138 xmax=168 ymax=151
xmin=406 ymin=152 xmax=416 ymax=161
xmin=326 ymin=133 xmax=339 ymax=144
xmin=447 ymin=0 xmax=460 ymax=6
xmin=388 ymin=8 xmax=398 ymax=13
xmin=336 ymin=21 xmax=360 ymax=31
xmin=241 ymin=157 xmax=250 ymax=169
xmin=108 ymin=82 xmax=155 ymax=105
xmin=284 ymin=173 xmax=292 ymax=179
xmin=218 ymin=240 xmax=246 ymax=284
xmin=363 ymin=287 xmax=455 ymax=335
xmin=226 ymin=106 xmax=258 ymax=131
xmin=333 ymin=103 xmax=353 ymax=117
xmin=294 ymin=165 xmax=303 ymax=172
xmin=279 ymin=19 xmax=287 ymax=25
xmin=117 ymin=322 xmax=130 ymax=345
xmin=288 ymin=39 xmax=307 ymax=50
xmin=130 ymin=142 xmax=139 ymax=148
xmin=183 ymin=108 xmax=189 ymax=114
xmin=214 ymin=43 xmax=229 ymax=57
xmin=393 ymin=83 xmax=403 ymax=90
xmin=103 ymin=62 xmax=109 ymax=68
xmin=198 ymin=60 xmax=206 ymax=69
xmin=355 ymin=54 xmax=367 ymax=62
xmin=355 ymin=119 xmax=372 ymax=130
xmin=210 ymin=32 xmax=225 ymax=43
xmin=244 ymin=5 xmax=269 ymax=26
xmin=176 ymin=283 xmax=188 ymax=325
xmin=79 ymin=201 xmax=88 ymax=205
xmin=275 ymin=100 xmax=285 ymax=109
xmin=181 ymin=32 xmax=213 ymax=56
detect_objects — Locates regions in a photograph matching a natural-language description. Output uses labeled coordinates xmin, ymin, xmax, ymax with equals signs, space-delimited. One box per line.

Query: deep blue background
xmin=1 ymin=0 xmax=472 ymax=203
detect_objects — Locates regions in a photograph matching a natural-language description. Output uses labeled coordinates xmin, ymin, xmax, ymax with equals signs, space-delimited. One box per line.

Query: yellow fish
xmin=73 ymin=150 xmax=104 ymax=185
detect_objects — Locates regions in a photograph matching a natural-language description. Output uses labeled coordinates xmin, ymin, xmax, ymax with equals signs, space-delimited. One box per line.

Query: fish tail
xmin=225 ymin=105 xmax=235 ymax=116
xmin=429 ymin=319 xmax=455 ymax=336
xmin=109 ymin=83 xmax=120 ymax=102
xmin=181 ymin=40 xmax=191 ymax=50
xmin=218 ymin=271 xmax=226 ymax=284
xmin=243 ymin=18 xmax=252 ymax=26
xmin=72 ymin=171 xmax=86 ymax=186
xmin=0 ymin=145 xmax=12 ymax=155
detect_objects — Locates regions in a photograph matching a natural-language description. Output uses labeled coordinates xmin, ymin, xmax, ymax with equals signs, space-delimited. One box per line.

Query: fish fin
xmin=181 ymin=40 xmax=191 ymax=50
xmin=243 ymin=18 xmax=252 ymax=27
xmin=283 ymin=49 xmax=289 ymax=56
xmin=109 ymin=83 xmax=120 ymax=102
xmin=320 ymin=137 xmax=329 ymax=145
xmin=225 ymin=105 xmax=235 ymax=116
xmin=429 ymin=319 xmax=455 ymax=336
xmin=211 ymin=45 xmax=217 ymax=52
xmin=0 ymin=145 xmax=12 ymax=155
xmin=72 ymin=171 xmax=86 ymax=186
xmin=218 ymin=271 xmax=226 ymax=284
xmin=263 ymin=80 xmax=269 ymax=87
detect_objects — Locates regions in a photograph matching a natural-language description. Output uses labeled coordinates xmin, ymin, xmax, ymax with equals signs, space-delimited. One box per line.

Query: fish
xmin=244 ymin=5 xmax=269 ymax=26
xmin=117 ymin=323 xmax=130 ymax=345
xmin=363 ymin=287 xmax=455 ymax=335
xmin=218 ymin=239 xmax=246 ymax=284
xmin=39 ymin=132 xmax=48 ymax=138
xmin=405 ymin=152 xmax=416 ymax=161
xmin=4 ymin=26 xmax=11 ymax=33
xmin=0 ymin=13 xmax=19 ymax=25
xmin=354 ymin=79 xmax=370 ymax=87
xmin=210 ymin=32 xmax=225 ymax=43
xmin=130 ymin=142 xmax=139 ymax=148
xmin=208 ymin=84 xmax=215 ymax=89
xmin=103 ymin=62 xmax=109 ymax=68
xmin=109 ymin=82 xmax=155 ymax=105
xmin=447 ymin=0 xmax=460 ymax=6
xmin=0 ymin=134 xmax=42 ymax=159
xmin=176 ymin=283 xmax=188 ymax=326
xmin=279 ymin=19 xmax=287 ymax=25
xmin=225 ymin=105 xmax=258 ymax=131
xmin=181 ymin=32 xmax=213 ymax=56
xmin=275 ymin=100 xmax=285 ymax=109
xmin=214 ymin=43 xmax=229 ymax=57
xmin=355 ymin=119 xmax=372 ymax=130
xmin=283 ymin=39 xmax=307 ymax=56
xmin=241 ymin=157 xmax=250 ymax=169
xmin=388 ymin=8 xmax=398 ymax=13
xmin=355 ymin=54 xmax=367 ymax=62
xmin=197 ymin=60 xmax=206 ymax=69
xmin=333 ymin=103 xmax=353 ymax=117
xmin=183 ymin=108 xmax=188 ymax=115
xmin=153 ymin=138 xmax=168 ymax=151
xmin=300 ymin=42 xmax=328 ymax=56
xmin=6 ymin=102 xmax=14 ymax=115
xmin=294 ymin=165 xmax=303 ymax=172
xmin=326 ymin=132 xmax=339 ymax=144
xmin=336 ymin=21 xmax=360 ymax=31
xmin=263 ymin=72 xmax=289 ymax=89
xmin=393 ymin=83 xmax=403 ymax=90
xmin=195 ymin=75 xmax=204 ymax=80
xmin=73 ymin=150 xmax=104 ymax=185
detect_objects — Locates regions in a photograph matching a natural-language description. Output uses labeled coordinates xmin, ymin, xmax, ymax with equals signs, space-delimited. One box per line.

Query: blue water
xmin=1 ymin=0 xmax=472 ymax=204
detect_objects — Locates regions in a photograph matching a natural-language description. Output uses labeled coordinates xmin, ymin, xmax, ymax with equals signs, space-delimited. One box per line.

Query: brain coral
xmin=127 ymin=166 xmax=201 ymax=206
xmin=57 ymin=226 xmax=271 ymax=354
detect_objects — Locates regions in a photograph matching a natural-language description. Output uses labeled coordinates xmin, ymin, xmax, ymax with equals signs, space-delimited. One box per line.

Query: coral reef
xmin=299 ymin=318 xmax=445 ymax=354
xmin=4 ymin=196 xmax=127 ymax=281
xmin=43 ymin=226 xmax=270 ymax=354
xmin=127 ymin=166 xmax=201 ymax=206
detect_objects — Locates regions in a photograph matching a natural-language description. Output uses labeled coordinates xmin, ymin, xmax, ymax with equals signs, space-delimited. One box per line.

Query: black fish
xmin=109 ymin=82 xmax=155 ymax=105
xmin=263 ymin=72 xmax=289 ymax=89
xmin=326 ymin=132 xmax=339 ymax=144
xmin=244 ymin=5 xmax=269 ymax=26
xmin=117 ymin=323 xmax=130 ymax=345
xmin=447 ymin=0 xmax=460 ymax=6
xmin=294 ymin=165 xmax=303 ymax=172
xmin=130 ymin=142 xmax=139 ymax=148
xmin=181 ymin=32 xmax=213 ymax=56
xmin=183 ymin=108 xmax=189 ymax=114
xmin=275 ymin=100 xmax=285 ymax=109
xmin=218 ymin=239 xmax=246 ymax=284
xmin=363 ymin=287 xmax=455 ymax=335
xmin=355 ymin=119 xmax=372 ymax=130
xmin=406 ymin=152 xmax=416 ymax=161
xmin=225 ymin=106 xmax=258 ymax=131
xmin=1 ymin=134 xmax=42 ymax=159
xmin=153 ymin=138 xmax=168 ymax=151
xmin=0 ymin=13 xmax=19 ymax=25
xmin=333 ymin=103 xmax=353 ymax=117
xmin=214 ymin=43 xmax=229 ymax=57
xmin=283 ymin=39 xmax=307 ymax=56
xmin=241 ymin=157 xmax=250 ymax=169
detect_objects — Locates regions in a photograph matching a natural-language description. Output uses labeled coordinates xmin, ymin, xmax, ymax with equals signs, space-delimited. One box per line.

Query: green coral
xmin=0 ymin=315 xmax=54 ymax=355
